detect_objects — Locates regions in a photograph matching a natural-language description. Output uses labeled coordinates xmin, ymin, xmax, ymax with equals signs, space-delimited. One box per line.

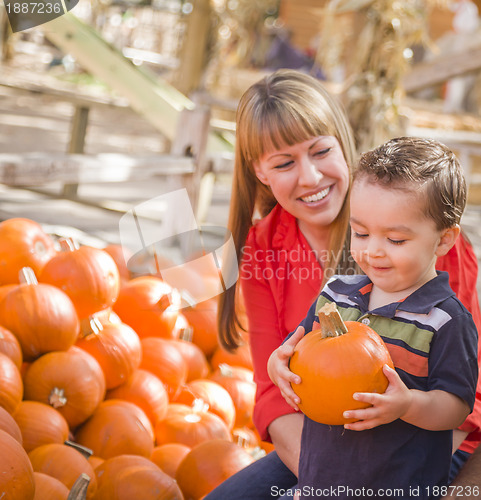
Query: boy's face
xmin=349 ymin=179 xmax=450 ymax=297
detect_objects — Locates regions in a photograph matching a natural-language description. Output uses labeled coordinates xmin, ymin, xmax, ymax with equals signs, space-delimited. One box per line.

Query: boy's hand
xmin=267 ymin=326 xmax=305 ymax=411
xmin=343 ymin=364 xmax=412 ymax=431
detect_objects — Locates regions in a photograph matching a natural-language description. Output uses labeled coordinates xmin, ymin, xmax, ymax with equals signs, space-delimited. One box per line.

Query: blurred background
xmin=0 ymin=0 xmax=481 ymax=277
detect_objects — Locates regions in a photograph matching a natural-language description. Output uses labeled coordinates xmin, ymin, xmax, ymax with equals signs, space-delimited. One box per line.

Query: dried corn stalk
xmin=317 ymin=0 xmax=455 ymax=152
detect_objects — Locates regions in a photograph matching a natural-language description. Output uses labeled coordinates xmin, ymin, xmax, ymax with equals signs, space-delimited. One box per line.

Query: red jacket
xmin=241 ymin=204 xmax=481 ymax=454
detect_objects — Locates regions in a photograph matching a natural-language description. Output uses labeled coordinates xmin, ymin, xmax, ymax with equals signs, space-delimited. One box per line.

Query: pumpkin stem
xmin=178 ymin=325 xmax=194 ymax=342
xmin=49 ymin=387 xmax=67 ymax=408
xmin=81 ymin=317 xmax=103 ymax=340
xmin=67 ymin=473 xmax=90 ymax=500
xmin=318 ymin=303 xmax=348 ymax=338
xmin=219 ymin=363 xmax=234 ymax=378
xmin=58 ymin=237 xmax=80 ymax=252
xmin=19 ymin=267 xmax=38 ymax=285
xmin=64 ymin=440 xmax=93 ymax=459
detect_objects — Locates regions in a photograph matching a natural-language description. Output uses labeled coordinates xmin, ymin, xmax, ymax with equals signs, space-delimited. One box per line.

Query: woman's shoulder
xmin=246 ymin=204 xmax=297 ymax=251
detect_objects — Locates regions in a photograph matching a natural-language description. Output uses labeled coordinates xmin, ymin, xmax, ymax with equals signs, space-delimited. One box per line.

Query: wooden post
xmin=174 ymin=0 xmax=211 ymax=96
xmin=63 ymin=104 xmax=90 ymax=198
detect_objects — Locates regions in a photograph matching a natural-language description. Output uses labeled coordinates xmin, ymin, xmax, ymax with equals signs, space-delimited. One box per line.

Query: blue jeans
xmin=204 ymin=450 xmax=297 ymax=499
xmin=449 ymin=449 xmax=471 ymax=484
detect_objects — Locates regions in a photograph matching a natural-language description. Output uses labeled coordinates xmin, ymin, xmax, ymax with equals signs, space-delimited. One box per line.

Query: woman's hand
xmin=343 ymin=364 xmax=412 ymax=431
xmin=267 ymin=326 xmax=305 ymax=411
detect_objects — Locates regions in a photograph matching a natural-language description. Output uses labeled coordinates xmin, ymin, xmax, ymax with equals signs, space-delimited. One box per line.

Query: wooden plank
xmin=403 ymin=44 xmax=481 ymax=93
xmin=0 ymin=153 xmax=195 ymax=186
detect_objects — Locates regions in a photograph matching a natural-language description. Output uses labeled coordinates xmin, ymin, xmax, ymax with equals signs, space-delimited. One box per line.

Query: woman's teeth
xmin=301 ymin=187 xmax=330 ymax=203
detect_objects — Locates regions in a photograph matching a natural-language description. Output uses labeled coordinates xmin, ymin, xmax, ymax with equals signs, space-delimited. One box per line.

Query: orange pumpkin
xmin=0 ymin=351 xmax=23 ymax=414
xmin=154 ymin=402 xmax=232 ymax=448
xmin=105 ymin=368 xmax=169 ymax=426
xmin=23 ymin=347 xmax=106 ymax=428
xmin=0 ymin=404 xmax=23 ymax=443
xmin=169 ymin=338 xmax=210 ymax=382
xmin=94 ymin=454 xmax=184 ymax=499
xmin=289 ymin=303 xmax=394 ymax=425
xmin=28 ymin=443 xmax=97 ymax=499
xmin=33 ymin=472 xmax=70 ymax=500
xmin=75 ymin=399 xmax=155 ymax=459
xmin=210 ymin=343 xmax=253 ymax=371
xmin=13 ymin=400 xmax=69 ymax=452
xmin=175 ymin=439 xmax=255 ymax=500
xmin=0 ymin=325 xmax=23 ymax=370
xmin=103 ymin=244 xmax=133 ymax=283
xmin=0 ymin=218 xmax=56 ymax=286
xmin=150 ymin=443 xmax=191 ymax=478
xmin=209 ymin=364 xmax=256 ymax=428
xmin=139 ymin=337 xmax=188 ymax=399
xmin=0 ymin=429 xmax=35 ymax=499
xmin=0 ymin=268 xmax=80 ymax=361
xmin=40 ymin=239 xmax=120 ymax=320
xmin=75 ymin=319 xmax=142 ymax=390
xmin=113 ymin=276 xmax=180 ymax=339
xmin=175 ymin=379 xmax=236 ymax=430
xmin=182 ymin=298 xmax=219 ymax=357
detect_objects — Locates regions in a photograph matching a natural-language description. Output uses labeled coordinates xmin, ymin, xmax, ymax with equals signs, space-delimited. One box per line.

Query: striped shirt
xmin=296 ymin=272 xmax=478 ymax=499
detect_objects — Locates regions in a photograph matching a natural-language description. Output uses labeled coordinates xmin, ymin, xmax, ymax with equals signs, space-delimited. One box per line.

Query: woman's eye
xmin=388 ymin=239 xmax=406 ymax=245
xmin=353 ymin=232 xmax=368 ymax=239
xmin=313 ymin=148 xmax=331 ymax=157
xmin=274 ymin=161 xmax=294 ymax=169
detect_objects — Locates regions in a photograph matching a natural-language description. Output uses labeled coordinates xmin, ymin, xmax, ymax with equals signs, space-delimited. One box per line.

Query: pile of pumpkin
xmin=0 ymin=217 xmax=267 ymax=500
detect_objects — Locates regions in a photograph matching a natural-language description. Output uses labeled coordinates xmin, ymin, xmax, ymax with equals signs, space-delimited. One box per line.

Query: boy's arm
xmin=267 ymin=326 xmax=305 ymax=411
xmin=344 ymin=364 xmax=470 ymax=431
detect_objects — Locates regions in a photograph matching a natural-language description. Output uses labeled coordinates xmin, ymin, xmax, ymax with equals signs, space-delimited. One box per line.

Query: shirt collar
xmin=328 ymin=271 xmax=455 ymax=318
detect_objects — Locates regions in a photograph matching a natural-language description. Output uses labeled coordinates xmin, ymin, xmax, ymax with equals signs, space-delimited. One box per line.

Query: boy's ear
xmin=253 ymin=161 xmax=269 ymax=185
xmin=435 ymin=225 xmax=460 ymax=257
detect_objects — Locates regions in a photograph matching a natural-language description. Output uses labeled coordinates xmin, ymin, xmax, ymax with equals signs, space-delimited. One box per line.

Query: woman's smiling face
xmin=253 ymin=136 xmax=350 ymax=232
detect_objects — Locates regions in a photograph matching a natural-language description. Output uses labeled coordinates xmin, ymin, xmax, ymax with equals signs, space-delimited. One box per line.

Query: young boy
xmin=268 ymin=136 xmax=479 ymax=499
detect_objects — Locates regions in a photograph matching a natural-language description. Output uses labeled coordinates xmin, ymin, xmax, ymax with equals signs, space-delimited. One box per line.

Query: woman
xmin=209 ymin=69 xmax=481 ymax=499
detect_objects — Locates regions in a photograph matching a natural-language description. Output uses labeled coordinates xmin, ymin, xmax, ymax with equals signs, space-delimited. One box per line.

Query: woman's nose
xmin=298 ymin=157 xmax=322 ymax=186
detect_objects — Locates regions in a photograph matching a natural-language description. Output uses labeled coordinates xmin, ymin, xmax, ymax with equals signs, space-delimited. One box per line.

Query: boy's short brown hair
xmin=354 ymin=136 xmax=466 ymax=230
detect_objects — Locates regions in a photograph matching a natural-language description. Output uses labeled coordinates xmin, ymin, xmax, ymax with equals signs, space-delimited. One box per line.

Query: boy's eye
xmin=388 ymin=238 xmax=406 ymax=245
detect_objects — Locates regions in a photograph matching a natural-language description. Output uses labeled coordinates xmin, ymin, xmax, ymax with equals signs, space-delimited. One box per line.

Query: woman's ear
xmin=435 ymin=225 xmax=461 ymax=257
xmin=253 ymin=161 xmax=269 ymax=185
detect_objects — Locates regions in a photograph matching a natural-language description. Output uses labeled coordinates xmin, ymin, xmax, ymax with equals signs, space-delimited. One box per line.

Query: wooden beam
xmin=0 ymin=153 xmax=195 ymax=186
xmin=403 ymin=44 xmax=481 ymax=93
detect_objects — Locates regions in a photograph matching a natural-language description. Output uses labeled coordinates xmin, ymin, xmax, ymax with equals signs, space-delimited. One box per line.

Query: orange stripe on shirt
xmin=359 ymin=283 xmax=373 ymax=295
xmin=386 ymin=343 xmax=429 ymax=378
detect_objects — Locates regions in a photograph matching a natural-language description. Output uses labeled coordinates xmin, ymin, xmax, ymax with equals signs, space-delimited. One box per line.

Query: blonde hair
xmin=219 ymin=69 xmax=358 ymax=351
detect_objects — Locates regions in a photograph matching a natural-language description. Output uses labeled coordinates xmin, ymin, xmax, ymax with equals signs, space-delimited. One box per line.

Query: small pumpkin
xmin=0 ymin=268 xmax=80 ymax=361
xmin=0 ymin=351 xmax=23 ymax=414
xmin=0 ymin=405 xmax=23 ymax=444
xmin=94 ymin=454 xmax=184 ymax=500
xmin=23 ymin=347 xmax=106 ymax=429
xmin=210 ymin=343 xmax=253 ymax=371
xmin=0 ymin=325 xmax=23 ymax=370
xmin=33 ymin=472 xmax=70 ymax=500
xmin=289 ymin=302 xmax=394 ymax=425
xmin=13 ymin=400 xmax=69 ymax=452
xmin=175 ymin=438 xmax=255 ymax=500
xmin=174 ymin=379 xmax=236 ymax=431
xmin=28 ymin=443 xmax=97 ymax=499
xmin=75 ymin=399 xmax=155 ymax=459
xmin=150 ymin=443 xmax=191 ymax=478
xmin=75 ymin=318 xmax=142 ymax=390
xmin=0 ymin=429 xmax=35 ymax=500
xmin=113 ymin=276 xmax=180 ymax=339
xmin=182 ymin=298 xmax=219 ymax=357
xmin=139 ymin=337 xmax=188 ymax=399
xmin=169 ymin=337 xmax=210 ymax=382
xmin=105 ymin=368 xmax=169 ymax=426
xmin=0 ymin=218 xmax=56 ymax=286
xmin=40 ymin=238 xmax=120 ymax=320
xmin=154 ymin=402 xmax=232 ymax=448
